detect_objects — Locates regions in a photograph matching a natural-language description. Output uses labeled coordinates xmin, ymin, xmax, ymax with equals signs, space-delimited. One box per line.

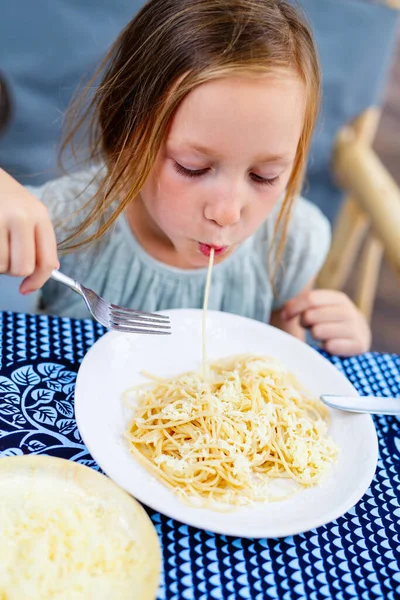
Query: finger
xmin=323 ymin=337 xmax=364 ymax=357
xmin=283 ymin=289 xmax=347 ymax=320
xmin=0 ymin=224 xmax=10 ymax=273
xmin=20 ymin=221 xmax=58 ymax=294
xmin=9 ymin=216 xmax=36 ymax=277
xmin=310 ymin=321 xmax=355 ymax=342
xmin=300 ymin=305 xmax=348 ymax=328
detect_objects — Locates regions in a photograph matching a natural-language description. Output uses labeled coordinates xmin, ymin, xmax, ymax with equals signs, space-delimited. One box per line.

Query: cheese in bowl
xmin=0 ymin=455 xmax=160 ymax=600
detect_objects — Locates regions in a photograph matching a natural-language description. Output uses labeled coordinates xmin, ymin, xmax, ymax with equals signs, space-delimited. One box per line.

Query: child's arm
xmin=0 ymin=168 xmax=59 ymax=294
xmin=271 ymin=281 xmax=371 ymax=357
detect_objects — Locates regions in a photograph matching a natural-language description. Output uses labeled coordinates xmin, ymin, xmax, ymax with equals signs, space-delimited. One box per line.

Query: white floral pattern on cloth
xmin=0 ymin=361 xmax=96 ymax=465
xmin=0 ymin=311 xmax=399 ymax=600
xmin=0 ymin=312 xmax=103 ymax=465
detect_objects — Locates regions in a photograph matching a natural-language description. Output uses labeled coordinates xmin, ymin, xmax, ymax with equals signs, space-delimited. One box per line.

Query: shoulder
xmin=26 ymin=163 xmax=105 ymax=216
xmin=256 ymin=195 xmax=331 ymax=256
xmin=285 ymin=196 xmax=331 ymax=256
xmin=267 ymin=196 xmax=332 ymax=309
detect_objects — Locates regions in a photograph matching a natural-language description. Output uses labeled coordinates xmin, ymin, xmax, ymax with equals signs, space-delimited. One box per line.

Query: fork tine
xmin=112 ymin=313 xmax=170 ymax=326
xmin=111 ymin=318 xmax=171 ymax=330
xmin=110 ymin=305 xmax=170 ymax=321
xmin=110 ymin=321 xmax=171 ymax=335
xmin=110 ymin=312 xmax=171 ymax=326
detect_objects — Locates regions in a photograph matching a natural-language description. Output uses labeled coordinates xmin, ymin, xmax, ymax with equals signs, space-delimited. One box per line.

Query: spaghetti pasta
xmin=123 ymin=354 xmax=338 ymax=508
xmin=202 ymin=248 xmax=214 ymax=377
xmin=123 ymin=251 xmax=338 ymax=509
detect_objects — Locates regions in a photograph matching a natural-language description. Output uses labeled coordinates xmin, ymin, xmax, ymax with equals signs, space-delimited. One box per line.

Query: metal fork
xmin=50 ymin=270 xmax=171 ymax=335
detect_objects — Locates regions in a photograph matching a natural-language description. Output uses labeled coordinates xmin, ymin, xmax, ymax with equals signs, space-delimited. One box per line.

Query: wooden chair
xmin=317 ymin=107 xmax=400 ymax=322
xmin=299 ymin=0 xmax=400 ymax=323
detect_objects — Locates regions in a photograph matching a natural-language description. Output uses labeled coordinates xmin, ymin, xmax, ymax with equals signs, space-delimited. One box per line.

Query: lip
xmin=198 ymin=243 xmax=228 ymax=257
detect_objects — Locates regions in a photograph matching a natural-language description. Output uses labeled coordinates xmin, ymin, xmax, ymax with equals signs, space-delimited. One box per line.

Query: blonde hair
xmin=61 ymin=0 xmax=320 ymax=265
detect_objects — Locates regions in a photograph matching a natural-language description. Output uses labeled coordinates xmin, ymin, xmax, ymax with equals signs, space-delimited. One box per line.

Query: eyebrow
xmin=254 ymin=153 xmax=293 ymax=164
xmin=168 ymin=142 xmax=221 ymax=158
xmin=169 ymin=141 xmax=293 ymax=163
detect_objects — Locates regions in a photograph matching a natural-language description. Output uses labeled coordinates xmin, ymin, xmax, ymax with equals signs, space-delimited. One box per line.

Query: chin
xmin=188 ymin=253 xmax=211 ymax=268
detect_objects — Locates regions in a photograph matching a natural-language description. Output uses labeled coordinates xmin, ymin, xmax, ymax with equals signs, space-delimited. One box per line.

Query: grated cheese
xmin=124 ymin=354 xmax=339 ymax=509
xmin=0 ymin=476 xmax=150 ymax=599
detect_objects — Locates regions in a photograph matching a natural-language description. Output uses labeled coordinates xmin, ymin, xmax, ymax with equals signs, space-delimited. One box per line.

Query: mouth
xmin=198 ymin=243 xmax=229 ymax=258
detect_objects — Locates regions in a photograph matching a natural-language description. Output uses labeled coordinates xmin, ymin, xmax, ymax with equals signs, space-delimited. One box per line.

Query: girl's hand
xmin=0 ymin=169 xmax=59 ymax=294
xmin=281 ymin=289 xmax=372 ymax=356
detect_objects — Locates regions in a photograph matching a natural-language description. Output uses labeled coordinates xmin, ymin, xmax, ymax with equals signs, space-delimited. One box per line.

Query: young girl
xmin=0 ymin=0 xmax=370 ymax=357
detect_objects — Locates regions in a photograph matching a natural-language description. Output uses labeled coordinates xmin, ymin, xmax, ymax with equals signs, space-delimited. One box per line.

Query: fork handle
xmin=50 ymin=269 xmax=83 ymax=297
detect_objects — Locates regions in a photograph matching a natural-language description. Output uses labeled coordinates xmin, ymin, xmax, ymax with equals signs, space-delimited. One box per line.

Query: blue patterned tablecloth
xmin=0 ymin=311 xmax=399 ymax=600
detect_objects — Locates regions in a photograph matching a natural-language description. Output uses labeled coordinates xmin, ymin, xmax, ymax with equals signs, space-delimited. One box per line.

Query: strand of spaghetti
xmin=202 ymin=248 xmax=215 ymax=377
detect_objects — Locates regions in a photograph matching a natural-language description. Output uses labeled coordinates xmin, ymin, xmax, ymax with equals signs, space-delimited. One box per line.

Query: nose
xmin=204 ymin=196 xmax=242 ymax=228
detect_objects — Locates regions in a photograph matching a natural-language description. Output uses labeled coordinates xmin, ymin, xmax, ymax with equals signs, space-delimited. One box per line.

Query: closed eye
xmin=174 ymin=162 xmax=209 ymax=178
xmin=250 ymin=173 xmax=280 ymax=187
xmin=174 ymin=161 xmax=280 ymax=186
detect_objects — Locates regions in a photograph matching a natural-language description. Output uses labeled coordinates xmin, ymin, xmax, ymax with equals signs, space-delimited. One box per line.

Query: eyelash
xmin=173 ymin=162 xmax=208 ymax=178
xmin=173 ymin=162 xmax=280 ymax=187
xmin=249 ymin=173 xmax=280 ymax=187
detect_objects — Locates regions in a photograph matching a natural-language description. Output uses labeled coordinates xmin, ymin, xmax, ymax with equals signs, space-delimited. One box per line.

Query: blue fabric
xmin=0 ymin=311 xmax=399 ymax=599
xmin=299 ymin=0 xmax=399 ymax=222
xmin=0 ymin=0 xmax=143 ymax=185
xmin=0 ymin=278 xmax=37 ymax=313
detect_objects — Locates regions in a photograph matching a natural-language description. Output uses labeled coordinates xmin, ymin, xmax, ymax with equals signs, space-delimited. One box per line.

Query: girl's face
xmin=134 ymin=72 xmax=305 ymax=268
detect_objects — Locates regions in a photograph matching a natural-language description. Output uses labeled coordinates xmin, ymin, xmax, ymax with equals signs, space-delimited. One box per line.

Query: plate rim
xmin=75 ymin=308 xmax=379 ymax=538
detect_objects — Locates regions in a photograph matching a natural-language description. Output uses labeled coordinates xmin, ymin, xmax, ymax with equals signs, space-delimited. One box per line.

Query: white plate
xmin=74 ymin=309 xmax=378 ymax=539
